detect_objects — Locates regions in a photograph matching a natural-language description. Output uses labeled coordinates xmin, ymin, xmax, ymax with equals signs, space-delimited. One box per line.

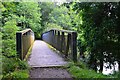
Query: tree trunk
xmin=92 ymin=58 xmax=97 ymax=72
xmin=118 ymin=60 xmax=120 ymax=71
xmin=99 ymin=59 xmax=103 ymax=73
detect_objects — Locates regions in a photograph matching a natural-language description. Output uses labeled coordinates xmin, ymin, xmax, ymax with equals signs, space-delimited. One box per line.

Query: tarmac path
xmin=28 ymin=40 xmax=72 ymax=79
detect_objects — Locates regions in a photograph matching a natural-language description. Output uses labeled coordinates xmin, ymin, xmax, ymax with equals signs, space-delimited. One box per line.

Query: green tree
xmin=1 ymin=2 xmax=19 ymax=57
xmin=69 ymin=2 xmax=120 ymax=73
xmin=49 ymin=5 xmax=72 ymax=29
xmin=16 ymin=2 xmax=42 ymax=38
xmin=38 ymin=2 xmax=54 ymax=27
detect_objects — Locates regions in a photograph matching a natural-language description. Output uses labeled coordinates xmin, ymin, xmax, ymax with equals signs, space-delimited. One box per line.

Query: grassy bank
xmin=66 ymin=61 xmax=119 ymax=79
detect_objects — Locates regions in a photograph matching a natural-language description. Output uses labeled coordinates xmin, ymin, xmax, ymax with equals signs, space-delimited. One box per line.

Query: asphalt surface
xmin=28 ymin=40 xmax=72 ymax=79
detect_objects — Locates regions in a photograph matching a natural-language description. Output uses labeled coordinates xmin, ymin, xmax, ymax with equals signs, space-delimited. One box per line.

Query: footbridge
xmin=16 ymin=29 xmax=77 ymax=67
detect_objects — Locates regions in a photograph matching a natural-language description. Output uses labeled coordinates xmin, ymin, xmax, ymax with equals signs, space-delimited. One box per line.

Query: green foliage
xmin=67 ymin=61 xmax=115 ymax=78
xmin=17 ymin=60 xmax=29 ymax=70
xmin=1 ymin=1 xmax=120 ymax=79
xmin=11 ymin=70 xmax=29 ymax=79
xmin=49 ymin=6 xmax=72 ymax=29
xmin=0 ymin=2 xmax=6 ymax=12
xmin=117 ymin=72 xmax=120 ymax=79
xmin=67 ymin=2 xmax=120 ymax=72
xmin=3 ymin=70 xmax=29 ymax=79
xmin=2 ymin=20 xmax=19 ymax=57
xmin=2 ymin=39 xmax=16 ymax=57
xmin=68 ymin=66 xmax=108 ymax=78
xmin=1 ymin=2 xmax=31 ymax=79
xmin=39 ymin=2 xmax=54 ymax=27
xmin=0 ymin=32 xmax=2 ymax=49
xmin=75 ymin=61 xmax=87 ymax=69
xmin=1 ymin=2 xmax=17 ymax=24
xmin=2 ymin=55 xmax=29 ymax=79
xmin=3 ymin=20 xmax=19 ymax=39
xmin=16 ymin=2 xmax=42 ymax=38
xmin=2 ymin=56 xmax=16 ymax=75
xmin=44 ymin=23 xmax=63 ymax=32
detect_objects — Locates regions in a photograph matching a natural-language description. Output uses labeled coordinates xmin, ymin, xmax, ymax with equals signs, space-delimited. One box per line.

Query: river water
xmin=102 ymin=61 xmax=119 ymax=75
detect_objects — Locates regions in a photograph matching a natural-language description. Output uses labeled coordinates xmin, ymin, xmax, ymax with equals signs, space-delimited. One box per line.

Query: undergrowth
xmin=66 ymin=61 xmax=119 ymax=79
xmin=1 ymin=55 xmax=29 ymax=79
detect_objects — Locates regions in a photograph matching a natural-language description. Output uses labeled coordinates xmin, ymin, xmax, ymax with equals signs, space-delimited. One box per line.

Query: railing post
xmin=51 ymin=30 xmax=54 ymax=47
xmin=71 ymin=32 xmax=77 ymax=62
xmin=41 ymin=29 xmax=77 ymax=62
xmin=16 ymin=32 xmax=23 ymax=60
xmin=65 ymin=33 xmax=71 ymax=58
xmin=61 ymin=32 xmax=65 ymax=53
xmin=54 ymin=30 xmax=57 ymax=48
xmin=50 ymin=30 xmax=52 ymax=45
xmin=57 ymin=31 xmax=60 ymax=51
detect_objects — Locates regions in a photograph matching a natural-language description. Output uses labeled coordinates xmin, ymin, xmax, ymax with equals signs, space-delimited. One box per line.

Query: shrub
xmin=12 ymin=70 xmax=29 ymax=79
xmin=2 ymin=55 xmax=29 ymax=79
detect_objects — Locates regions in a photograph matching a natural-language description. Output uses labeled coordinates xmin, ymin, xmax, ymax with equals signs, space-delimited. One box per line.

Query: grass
xmin=68 ymin=66 xmax=108 ymax=78
xmin=12 ymin=70 xmax=29 ymax=79
xmin=44 ymin=41 xmax=119 ymax=79
xmin=66 ymin=61 xmax=118 ymax=79
xmin=2 ymin=70 xmax=29 ymax=80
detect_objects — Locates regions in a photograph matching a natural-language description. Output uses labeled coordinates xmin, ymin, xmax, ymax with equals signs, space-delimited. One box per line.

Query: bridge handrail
xmin=18 ymin=29 xmax=32 ymax=35
xmin=41 ymin=29 xmax=77 ymax=62
xmin=51 ymin=29 xmax=76 ymax=33
xmin=42 ymin=29 xmax=75 ymax=34
xmin=16 ymin=28 xmax=35 ymax=60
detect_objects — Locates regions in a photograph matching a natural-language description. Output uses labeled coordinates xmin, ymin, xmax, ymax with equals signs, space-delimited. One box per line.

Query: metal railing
xmin=16 ymin=29 xmax=35 ymax=60
xmin=41 ymin=29 xmax=77 ymax=62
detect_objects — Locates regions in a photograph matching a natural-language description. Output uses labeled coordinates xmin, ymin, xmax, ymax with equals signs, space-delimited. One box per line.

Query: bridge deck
xmin=28 ymin=40 xmax=68 ymax=67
